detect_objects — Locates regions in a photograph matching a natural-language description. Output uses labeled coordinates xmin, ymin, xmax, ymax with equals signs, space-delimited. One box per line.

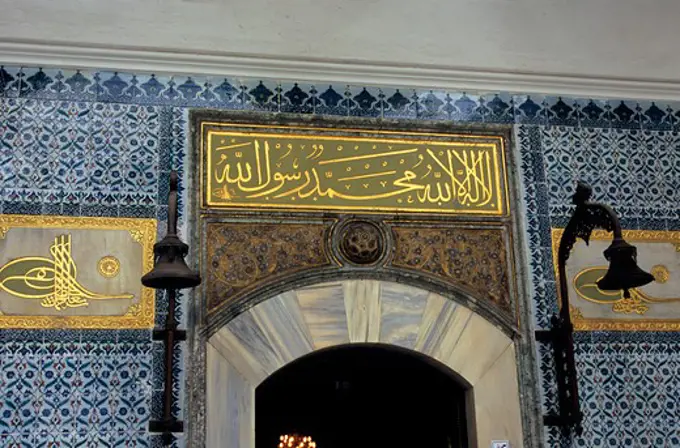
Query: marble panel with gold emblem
xmin=552 ymin=229 xmax=680 ymax=331
xmin=0 ymin=215 xmax=156 ymax=329
xmin=200 ymin=121 xmax=509 ymax=216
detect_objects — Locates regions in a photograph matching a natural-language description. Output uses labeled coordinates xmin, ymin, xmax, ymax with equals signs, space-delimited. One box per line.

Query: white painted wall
xmin=2 ymin=0 xmax=680 ymax=98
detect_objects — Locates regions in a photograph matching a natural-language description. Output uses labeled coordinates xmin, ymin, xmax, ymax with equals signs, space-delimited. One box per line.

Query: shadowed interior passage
xmin=256 ymin=344 xmax=469 ymax=448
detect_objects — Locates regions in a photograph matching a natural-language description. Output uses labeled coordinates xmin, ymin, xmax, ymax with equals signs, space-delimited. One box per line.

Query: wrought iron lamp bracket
xmin=559 ymin=183 xmax=621 ymax=267
xmin=536 ymin=182 xmax=622 ymax=437
xmin=142 ymin=171 xmax=201 ymax=446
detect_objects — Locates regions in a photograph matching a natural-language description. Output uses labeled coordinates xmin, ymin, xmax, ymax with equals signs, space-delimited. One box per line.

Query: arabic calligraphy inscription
xmin=203 ymin=125 xmax=507 ymax=215
xmin=0 ymin=234 xmax=134 ymax=311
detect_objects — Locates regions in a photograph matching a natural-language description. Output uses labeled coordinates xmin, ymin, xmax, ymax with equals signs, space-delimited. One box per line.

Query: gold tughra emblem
xmin=573 ymin=265 xmax=680 ymax=316
xmin=0 ymin=234 xmax=133 ymax=311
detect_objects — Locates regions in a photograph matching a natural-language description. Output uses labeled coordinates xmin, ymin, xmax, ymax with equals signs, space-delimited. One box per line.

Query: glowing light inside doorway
xmin=279 ymin=434 xmax=317 ymax=448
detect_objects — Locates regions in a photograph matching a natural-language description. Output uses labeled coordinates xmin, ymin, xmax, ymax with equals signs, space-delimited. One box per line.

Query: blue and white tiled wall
xmin=1 ymin=66 xmax=679 ymax=447
xmin=517 ymin=125 xmax=680 ymax=447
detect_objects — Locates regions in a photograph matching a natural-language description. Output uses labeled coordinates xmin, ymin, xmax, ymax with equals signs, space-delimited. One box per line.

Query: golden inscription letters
xmin=201 ymin=123 xmax=508 ymax=215
xmin=0 ymin=234 xmax=134 ymax=311
xmin=0 ymin=215 xmax=156 ymax=329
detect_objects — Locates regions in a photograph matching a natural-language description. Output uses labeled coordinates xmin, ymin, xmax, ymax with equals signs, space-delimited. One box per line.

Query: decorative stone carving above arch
xmin=190 ymin=114 xmax=540 ymax=447
xmin=201 ymin=217 xmax=517 ymax=335
xmin=206 ymin=280 xmax=524 ymax=448
xmin=194 ymin=113 xmax=520 ymax=336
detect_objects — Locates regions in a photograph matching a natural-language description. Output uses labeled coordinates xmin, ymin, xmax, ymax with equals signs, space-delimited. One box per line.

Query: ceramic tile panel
xmin=347 ymin=85 xmax=381 ymax=118
xmin=638 ymin=100 xmax=675 ymax=131
xmin=479 ymin=92 xmax=515 ymax=124
xmin=1 ymin=63 xmax=679 ymax=448
xmin=539 ymin=126 xmax=676 ymax=228
xmin=0 ymin=66 xmax=23 ymax=98
xmin=571 ymin=334 xmax=680 ymax=447
xmin=448 ymin=92 xmax=484 ymax=122
xmin=0 ymin=69 xmax=189 ymax=444
xmin=573 ymin=98 xmax=609 ymax=129
xmin=315 ymin=84 xmax=348 ymax=116
xmin=0 ymin=332 xmax=152 ymax=442
xmin=279 ymin=82 xmax=318 ymax=115
xmin=414 ymin=89 xmax=449 ymax=121
xmin=545 ymin=96 xmax=580 ymax=127
xmin=239 ymin=78 xmax=280 ymax=112
xmin=380 ymin=87 xmax=417 ymax=119
xmin=20 ymin=67 xmax=98 ymax=102
xmin=514 ymin=94 xmax=548 ymax=126
xmin=609 ymin=100 xmax=643 ymax=130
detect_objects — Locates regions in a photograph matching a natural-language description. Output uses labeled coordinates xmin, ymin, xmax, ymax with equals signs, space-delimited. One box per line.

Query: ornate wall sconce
xmin=536 ymin=182 xmax=654 ymax=435
xmin=142 ymin=171 xmax=201 ymax=445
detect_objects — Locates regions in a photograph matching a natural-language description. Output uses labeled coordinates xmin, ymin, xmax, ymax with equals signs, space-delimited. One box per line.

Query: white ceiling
xmin=2 ymin=0 xmax=680 ymax=99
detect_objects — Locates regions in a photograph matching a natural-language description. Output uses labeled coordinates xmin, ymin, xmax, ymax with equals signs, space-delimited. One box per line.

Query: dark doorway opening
xmin=256 ymin=344 xmax=469 ymax=448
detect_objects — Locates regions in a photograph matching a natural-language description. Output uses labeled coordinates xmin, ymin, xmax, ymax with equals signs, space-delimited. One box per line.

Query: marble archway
xmin=205 ymin=280 xmax=524 ymax=448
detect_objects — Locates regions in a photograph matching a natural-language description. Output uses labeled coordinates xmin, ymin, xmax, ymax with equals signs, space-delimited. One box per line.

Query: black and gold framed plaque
xmin=199 ymin=120 xmax=509 ymax=216
xmin=552 ymin=229 xmax=680 ymax=331
xmin=0 ymin=215 xmax=156 ymax=329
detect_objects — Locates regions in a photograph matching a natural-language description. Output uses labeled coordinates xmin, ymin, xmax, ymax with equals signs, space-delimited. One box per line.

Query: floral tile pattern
xmin=0 ymin=331 xmax=152 ymax=445
xmin=539 ymin=126 xmax=677 ymax=228
xmin=516 ymin=116 xmax=680 ymax=448
xmin=1 ymin=65 xmax=680 ymax=447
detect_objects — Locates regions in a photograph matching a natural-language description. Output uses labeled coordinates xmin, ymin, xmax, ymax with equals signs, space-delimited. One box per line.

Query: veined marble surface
xmin=206 ymin=344 xmax=254 ymax=448
xmin=207 ymin=280 xmax=523 ymax=448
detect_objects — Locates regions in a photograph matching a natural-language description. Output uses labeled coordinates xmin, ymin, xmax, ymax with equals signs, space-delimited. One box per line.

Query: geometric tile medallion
xmin=552 ymin=228 xmax=680 ymax=331
xmin=0 ymin=215 xmax=156 ymax=328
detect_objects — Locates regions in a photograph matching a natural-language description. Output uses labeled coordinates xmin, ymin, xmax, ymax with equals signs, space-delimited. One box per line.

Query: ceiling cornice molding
xmin=2 ymin=40 xmax=680 ymax=101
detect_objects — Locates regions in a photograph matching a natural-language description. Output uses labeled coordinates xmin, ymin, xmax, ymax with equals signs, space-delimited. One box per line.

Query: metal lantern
xmin=142 ymin=171 xmax=200 ymax=290
xmin=597 ymin=237 xmax=655 ymax=295
xmin=537 ymin=181 xmax=654 ymax=435
xmin=142 ymin=170 xmax=201 ymax=446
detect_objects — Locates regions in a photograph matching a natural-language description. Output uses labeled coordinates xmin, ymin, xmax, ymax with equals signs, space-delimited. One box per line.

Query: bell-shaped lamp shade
xmin=141 ymin=171 xmax=201 ymax=290
xmin=141 ymin=235 xmax=201 ymax=290
xmin=597 ymin=238 xmax=655 ymax=292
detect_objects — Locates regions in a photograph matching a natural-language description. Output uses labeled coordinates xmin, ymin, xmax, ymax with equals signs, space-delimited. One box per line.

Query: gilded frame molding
xmin=0 ymin=214 xmax=157 ymax=329
xmin=552 ymin=228 xmax=680 ymax=331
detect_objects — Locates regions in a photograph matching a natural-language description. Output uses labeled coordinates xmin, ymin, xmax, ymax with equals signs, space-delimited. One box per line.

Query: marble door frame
xmin=202 ymin=280 xmax=525 ymax=448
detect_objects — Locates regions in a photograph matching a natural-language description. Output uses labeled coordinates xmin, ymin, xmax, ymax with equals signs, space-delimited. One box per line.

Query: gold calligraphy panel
xmin=0 ymin=215 xmax=156 ymax=329
xmin=201 ymin=123 xmax=508 ymax=215
xmin=552 ymin=229 xmax=680 ymax=331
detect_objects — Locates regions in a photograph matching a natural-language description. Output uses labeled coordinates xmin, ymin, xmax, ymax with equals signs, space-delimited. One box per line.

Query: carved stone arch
xmin=202 ymin=218 xmax=519 ymax=338
xmin=205 ymin=280 xmax=524 ymax=448
xmin=205 ymin=268 xmax=518 ymax=338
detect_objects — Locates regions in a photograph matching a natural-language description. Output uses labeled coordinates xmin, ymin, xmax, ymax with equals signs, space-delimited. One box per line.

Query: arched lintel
xmin=205 ymin=267 xmax=519 ymax=339
xmin=263 ymin=341 xmax=475 ymax=391
xmin=205 ymin=279 xmax=525 ymax=448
